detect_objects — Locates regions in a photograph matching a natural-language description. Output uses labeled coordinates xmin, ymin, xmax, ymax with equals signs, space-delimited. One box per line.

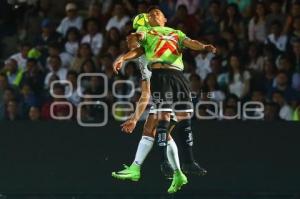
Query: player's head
xmin=147 ymin=6 xmax=167 ymax=27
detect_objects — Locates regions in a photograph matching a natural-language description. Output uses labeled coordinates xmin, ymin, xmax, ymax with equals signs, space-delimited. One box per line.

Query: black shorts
xmin=150 ymin=69 xmax=193 ymax=113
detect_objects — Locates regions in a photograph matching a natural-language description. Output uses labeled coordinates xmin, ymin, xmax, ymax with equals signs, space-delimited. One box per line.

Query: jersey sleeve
xmin=177 ymin=30 xmax=189 ymax=49
xmin=136 ymin=26 xmax=148 ymax=43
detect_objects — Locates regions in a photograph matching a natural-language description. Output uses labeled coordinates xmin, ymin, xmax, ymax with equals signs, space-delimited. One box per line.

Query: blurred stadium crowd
xmin=0 ymin=0 xmax=300 ymax=122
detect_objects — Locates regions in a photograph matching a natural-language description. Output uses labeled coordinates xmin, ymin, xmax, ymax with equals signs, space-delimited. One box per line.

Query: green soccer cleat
xmin=167 ymin=170 xmax=188 ymax=194
xmin=112 ymin=164 xmax=141 ymax=182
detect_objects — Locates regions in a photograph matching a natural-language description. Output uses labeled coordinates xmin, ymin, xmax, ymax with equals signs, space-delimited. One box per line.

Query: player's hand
xmin=113 ymin=56 xmax=124 ymax=74
xmin=121 ymin=118 xmax=137 ymax=134
xmin=204 ymin=44 xmax=217 ymax=53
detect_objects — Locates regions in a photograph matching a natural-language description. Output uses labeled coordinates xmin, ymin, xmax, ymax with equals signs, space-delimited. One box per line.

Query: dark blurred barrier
xmin=0 ymin=121 xmax=299 ymax=197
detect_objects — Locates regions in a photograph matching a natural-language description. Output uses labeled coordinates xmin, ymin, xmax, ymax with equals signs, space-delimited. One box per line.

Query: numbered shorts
xmin=150 ymin=69 xmax=193 ymax=113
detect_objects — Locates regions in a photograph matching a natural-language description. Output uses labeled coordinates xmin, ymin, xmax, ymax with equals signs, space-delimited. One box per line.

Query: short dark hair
xmin=80 ymin=59 xmax=96 ymax=73
xmin=65 ymin=27 xmax=81 ymax=40
xmin=84 ymin=17 xmax=100 ymax=31
xmin=147 ymin=5 xmax=160 ymax=13
xmin=49 ymin=55 xmax=61 ymax=63
xmin=27 ymin=58 xmax=38 ymax=65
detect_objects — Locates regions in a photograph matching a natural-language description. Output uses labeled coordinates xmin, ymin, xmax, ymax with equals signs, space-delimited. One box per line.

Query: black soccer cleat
xmin=182 ymin=162 xmax=207 ymax=176
xmin=160 ymin=161 xmax=173 ymax=180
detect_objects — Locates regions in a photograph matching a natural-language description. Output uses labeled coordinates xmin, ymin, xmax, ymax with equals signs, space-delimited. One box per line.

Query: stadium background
xmin=0 ymin=0 xmax=300 ymax=198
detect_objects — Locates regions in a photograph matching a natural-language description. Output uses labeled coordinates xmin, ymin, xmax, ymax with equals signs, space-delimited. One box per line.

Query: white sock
xmin=167 ymin=139 xmax=181 ymax=171
xmin=132 ymin=136 xmax=154 ymax=166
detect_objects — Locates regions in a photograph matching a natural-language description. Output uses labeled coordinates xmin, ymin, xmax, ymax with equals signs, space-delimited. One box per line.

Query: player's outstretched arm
xmin=113 ymin=47 xmax=145 ymax=74
xmin=183 ymin=38 xmax=217 ymax=53
xmin=121 ymin=80 xmax=151 ymax=133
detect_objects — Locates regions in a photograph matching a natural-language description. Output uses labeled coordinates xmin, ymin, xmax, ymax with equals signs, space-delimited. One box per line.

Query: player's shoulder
xmin=156 ymin=26 xmax=184 ymax=34
xmin=152 ymin=26 xmax=173 ymax=31
xmin=173 ymin=28 xmax=186 ymax=35
xmin=136 ymin=26 xmax=150 ymax=32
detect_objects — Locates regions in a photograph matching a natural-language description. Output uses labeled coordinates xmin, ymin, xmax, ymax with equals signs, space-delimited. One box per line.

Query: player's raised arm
xmin=121 ymin=80 xmax=151 ymax=133
xmin=182 ymin=38 xmax=217 ymax=53
xmin=129 ymin=80 xmax=151 ymax=123
xmin=113 ymin=47 xmax=145 ymax=74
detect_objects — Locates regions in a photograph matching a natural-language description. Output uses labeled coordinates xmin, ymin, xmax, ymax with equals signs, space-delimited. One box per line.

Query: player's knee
xmin=142 ymin=114 xmax=157 ymax=138
xmin=143 ymin=128 xmax=155 ymax=138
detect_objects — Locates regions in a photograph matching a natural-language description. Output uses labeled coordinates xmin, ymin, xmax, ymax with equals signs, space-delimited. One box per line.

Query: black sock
xmin=176 ymin=119 xmax=195 ymax=163
xmin=156 ymin=120 xmax=170 ymax=162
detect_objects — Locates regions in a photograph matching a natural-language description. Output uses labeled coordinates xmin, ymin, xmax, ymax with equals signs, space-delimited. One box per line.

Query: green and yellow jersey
xmin=137 ymin=26 xmax=188 ymax=71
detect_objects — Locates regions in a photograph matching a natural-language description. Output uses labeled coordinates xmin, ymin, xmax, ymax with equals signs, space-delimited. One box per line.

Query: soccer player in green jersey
xmin=112 ymin=13 xmax=189 ymax=193
xmin=112 ymin=13 xmax=175 ymax=181
xmin=113 ymin=8 xmax=216 ymax=193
